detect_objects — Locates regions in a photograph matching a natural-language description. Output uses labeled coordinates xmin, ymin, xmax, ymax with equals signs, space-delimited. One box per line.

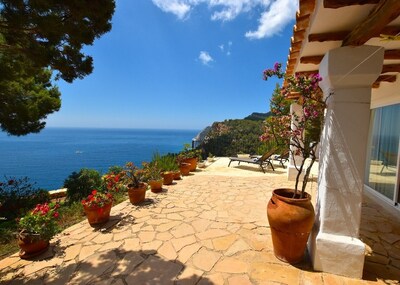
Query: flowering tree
xmin=261 ymin=63 xmax=325 ymax=197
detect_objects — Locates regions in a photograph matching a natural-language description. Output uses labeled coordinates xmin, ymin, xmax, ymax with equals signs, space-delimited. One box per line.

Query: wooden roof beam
xmin=309 ymin=26 xmax=400 ymax=42
xmin=310 ymin=27 xmax=400 ymax=42
xmin=324 ymin=0 xmax=380 ymax=9
xmin=294 ymin=66 xmax=400 ymax=76
xmin=342 ymin=0 xmax=400 ymax=46
xmin=300 ymin=55 xmax=324 ymax=64
xmin=295 ymin=13 xmax=310 ymax=31
xmin=293 ymin=29 xmax=306 ymax=43
xmin=382 ymin=64 xmax=400 ymax=73
xmin=300 ymin=49 xmax=400 ymax=65
xmin=291 ymin=40 xmax=303 ymax=51
xmin=309 ymin=31 xmax=349 ymax=42
xmin=373 ymin=75 xmax=397 ymax=88
xmin=384 ymin=49 xmax=400 ymax=60
xmin=299 ymin=0 xmax=316 ymax=16
xmin=375 ymin=74 xmax=397 ymax=83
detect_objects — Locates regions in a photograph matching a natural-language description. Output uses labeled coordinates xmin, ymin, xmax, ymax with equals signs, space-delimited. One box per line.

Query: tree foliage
xmin=0 ymin=0 xmax=116 ymax=135
xmin=0 ymin=0 xmax=115 ymax=82
xmin=0 ymin=54 xmax=61 ymax=135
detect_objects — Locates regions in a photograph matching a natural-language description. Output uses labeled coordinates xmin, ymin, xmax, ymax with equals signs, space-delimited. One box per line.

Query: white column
xmin=287 ymin=102 xmax=304 ymax=181
xmin=309 ymin=46 xmax=384 ymax=278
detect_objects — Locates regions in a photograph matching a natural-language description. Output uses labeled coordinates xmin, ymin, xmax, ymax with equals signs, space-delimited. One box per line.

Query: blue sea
xmin=0 ymin=128 xmax=198 ymax=190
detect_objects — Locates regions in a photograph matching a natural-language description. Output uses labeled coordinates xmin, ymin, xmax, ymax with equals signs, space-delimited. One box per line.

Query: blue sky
xmin=47 ymin=0 xmax=297 ymax=130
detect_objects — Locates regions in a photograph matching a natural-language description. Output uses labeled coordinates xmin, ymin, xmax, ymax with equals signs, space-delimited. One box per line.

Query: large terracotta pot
xmin=162 ymin=172 xmax=174 ymax=185
xmin=128 ymin=183 xmax=147 ymax=204
xmin=183 ymin=157 xmax=197 ymax=172
xmin=267 ymin=188 xmax=315 ymax=264
xmin=149 ymin=179 xmax=163 ymax=193
xmin=83 ymin=201 xmax=112 ymax=226
xmin=179 ymin=163 xmax=191 ymax=176
xmin=18 ymin=233 xmax=50 ymax=259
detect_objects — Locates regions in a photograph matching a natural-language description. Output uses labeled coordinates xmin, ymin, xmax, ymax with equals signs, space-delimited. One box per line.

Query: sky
xmin=46 ymin=0 xmax=298 ymax=131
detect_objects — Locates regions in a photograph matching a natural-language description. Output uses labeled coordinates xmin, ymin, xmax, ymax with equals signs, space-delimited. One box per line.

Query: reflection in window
xmin=366 ymin=104 xmax=400 ymax=201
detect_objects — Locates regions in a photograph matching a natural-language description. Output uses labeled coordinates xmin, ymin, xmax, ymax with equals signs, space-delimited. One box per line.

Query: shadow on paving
xmin=3 ymin=248 xmax=215 ymax=285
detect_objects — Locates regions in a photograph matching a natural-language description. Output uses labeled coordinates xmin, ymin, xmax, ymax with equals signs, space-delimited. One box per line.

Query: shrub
xmin=107 ymin=165 xmax=123 ymax=175
xmin=0 ymin=177 xmax=50 ymax=219
xmin=64 ymin=168 xmax=102 ymax=202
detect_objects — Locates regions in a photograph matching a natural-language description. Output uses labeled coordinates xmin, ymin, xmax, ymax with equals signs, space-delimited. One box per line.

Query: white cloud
xmin=219 ymin=44 xmax=224 ymax=51
xmin=152 ymin=0 xmax=297 ymax=39
xmin=199 ymin=51 xmax=214 ymax=65
xmin=245 ymin=0 xmax=297 ymax=39
xmin=152 ymin=0 xmax=191 ymax=20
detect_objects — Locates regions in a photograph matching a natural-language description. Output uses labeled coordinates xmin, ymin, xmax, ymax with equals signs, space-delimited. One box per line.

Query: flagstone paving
xmin=0 ymin=158 xmax=399 ymax=284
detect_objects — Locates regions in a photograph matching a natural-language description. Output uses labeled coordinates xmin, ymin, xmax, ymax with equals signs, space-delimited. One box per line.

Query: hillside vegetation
xmin=200 ymin=113 xmax=271 ymax=156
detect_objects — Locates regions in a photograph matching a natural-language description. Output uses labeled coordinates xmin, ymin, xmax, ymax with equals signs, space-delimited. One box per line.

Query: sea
xmin=0 ymin=128 xmax=199 ymax=190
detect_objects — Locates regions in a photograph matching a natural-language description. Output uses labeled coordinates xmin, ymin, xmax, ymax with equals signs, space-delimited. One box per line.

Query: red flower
xmin=92 ymin=190 xmax=97 ymax=195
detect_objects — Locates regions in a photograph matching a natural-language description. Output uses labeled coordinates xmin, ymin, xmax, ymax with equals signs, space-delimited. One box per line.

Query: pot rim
xmin=272 ymin=188 xmax=311 ymax=202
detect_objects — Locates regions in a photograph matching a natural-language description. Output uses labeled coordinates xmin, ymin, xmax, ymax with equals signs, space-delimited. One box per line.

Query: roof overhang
xmin=286 ymin=0 xmax=400 ymax=89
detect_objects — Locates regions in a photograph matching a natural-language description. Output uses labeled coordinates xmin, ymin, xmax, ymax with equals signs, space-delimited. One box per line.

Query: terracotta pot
xmin=18 ymin=233 xmax=50 ymax=259
xmin=173 ymin=171 xmax=181 ymax=180
xmin=162 ymin=172 xmax=174 ymax=185
xmin=183 ymin=157 xmax=197 ymax=171
xmin=83 ymin=201 xmax=112 ymax=226
xmin=267 ymin=188 xmax=315 ymax=264
xmin=149 ymin=179 xmax=163 ymax=193
xmin=128 ymin=183 xmax=147 ymax=204
xmin=179 ymin=163 xmax=191 ymax=176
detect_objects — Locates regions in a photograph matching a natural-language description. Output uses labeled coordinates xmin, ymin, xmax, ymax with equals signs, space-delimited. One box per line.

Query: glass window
xmin=366 ymin=104 xmax=400 ymax=201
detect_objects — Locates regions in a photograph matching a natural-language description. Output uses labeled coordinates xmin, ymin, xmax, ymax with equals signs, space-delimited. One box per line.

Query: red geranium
xmin=81 ymin=189 xmax=113 ymax=209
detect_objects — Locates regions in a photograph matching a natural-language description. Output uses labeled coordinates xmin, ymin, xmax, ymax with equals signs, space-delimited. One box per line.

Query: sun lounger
xmin=274 ymin=149 xmax=289 ymax=168
xmin=250 ymin=149 xmax=290 ymax=169
xmin=228 ymin=149 xmax=277 ymax=173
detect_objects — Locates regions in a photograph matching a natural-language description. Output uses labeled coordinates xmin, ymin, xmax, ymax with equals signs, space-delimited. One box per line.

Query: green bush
xmin=63 ymin=168 xmax=102 ymax=202
xmin=107 ymin=165 xmax=123 ymax=175
xmin=0 ymin=177 xmax=50 ymax=219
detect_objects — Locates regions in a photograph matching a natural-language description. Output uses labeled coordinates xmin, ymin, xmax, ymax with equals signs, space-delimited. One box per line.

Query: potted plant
xmin=261 ymin=62 xmax=325 ymax=263
xmin=81 ymin=189 xmax=113 ymax=226
xmin=142 ymin=162 xmax=164 ymax=193
xmin=153 ymin=152 xmax=181 ymax=181
xmin=17 ymin=202 xmax=60 ymax=258
xmin=177 ymin=144 xmax=202 ymax=172
xmin=102 ymin=171 xmax=125 ymax=193
xmin=122 ymin=162 xmax=147 ymax=205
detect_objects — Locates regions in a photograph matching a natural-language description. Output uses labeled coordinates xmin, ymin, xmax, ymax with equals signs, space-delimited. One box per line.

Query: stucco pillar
xmin=309 ymin=46 xmax=384 ymax=278
xmin=287 ymin=102 xmax=304 ymax=181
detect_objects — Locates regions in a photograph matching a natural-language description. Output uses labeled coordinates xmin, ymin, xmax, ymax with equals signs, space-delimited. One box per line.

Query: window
xmin=366 ymin=104 xmax=400 ymax=202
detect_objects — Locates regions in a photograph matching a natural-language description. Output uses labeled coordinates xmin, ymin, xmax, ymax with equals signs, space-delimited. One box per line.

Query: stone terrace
xmin=0 ymin=158 xmax=399 ymax=284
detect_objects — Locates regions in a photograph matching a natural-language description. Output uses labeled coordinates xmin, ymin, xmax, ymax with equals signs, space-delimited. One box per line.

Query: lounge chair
xmin=273 ymin=149 xmax=289 ymax=168
xmin=250 ymin=149 xmax=290 ymax=169
xmin=228 ymin=148 xmax=277 ymax=173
